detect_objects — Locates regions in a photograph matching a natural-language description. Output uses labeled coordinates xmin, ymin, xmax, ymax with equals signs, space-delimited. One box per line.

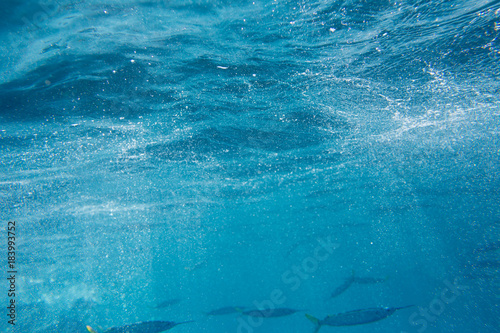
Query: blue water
xmin=1 ymin=0 xmax=499 ymax=332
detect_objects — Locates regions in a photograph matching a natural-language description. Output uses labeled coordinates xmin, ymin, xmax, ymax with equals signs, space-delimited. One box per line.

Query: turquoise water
xmin=0 ymin=0 xmax=499 ymax=332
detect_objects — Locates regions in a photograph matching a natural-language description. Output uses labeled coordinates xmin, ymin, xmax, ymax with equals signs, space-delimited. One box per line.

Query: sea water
xmin=0 ymin=0 xmax=499 ymax=332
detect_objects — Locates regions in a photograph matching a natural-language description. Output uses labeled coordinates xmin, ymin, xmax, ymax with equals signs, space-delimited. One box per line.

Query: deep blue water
xmin=1 ymin=0 xmax=499 ymax=332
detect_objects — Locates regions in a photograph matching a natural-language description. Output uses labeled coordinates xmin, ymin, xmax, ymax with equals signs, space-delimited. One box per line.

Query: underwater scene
xmin=0 ymin=0 xmax=499 ymax=332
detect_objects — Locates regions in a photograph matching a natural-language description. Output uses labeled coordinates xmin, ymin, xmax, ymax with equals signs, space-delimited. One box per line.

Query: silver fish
xmin=87 ymin=320 xmax=193 ymax=333
xmin=473 ymin=241 xmax=500 ymax=254
xmin=471 ymin=260 xmax=500 ymax=269
xmin=330 ymin=270 xmax=355 ymax=298
xmin=241 ymin=307 xmax=302 ymax=318
xmin=306 ymin=306 xmax=413 ymax=332
xmin=151 ymin=298 xmax=182 ymax=309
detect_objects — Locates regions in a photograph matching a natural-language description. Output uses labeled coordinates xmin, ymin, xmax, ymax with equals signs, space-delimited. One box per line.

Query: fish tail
xmin=305 ymin=314 xmax=322 ymax=333
xmin=86 ymin=326 xmax=99 ymax=333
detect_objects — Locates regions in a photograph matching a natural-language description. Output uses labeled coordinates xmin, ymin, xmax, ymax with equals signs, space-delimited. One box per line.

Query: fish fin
xmin=305 ymin=314 xmax=319 ymax=324
xmin=305 ymin=314 xmax=321 ymax=333
xmin=86 ymin=326 xmax=99 ymax=333
xmin=234 ymin=307 xmax=244 ymax=313
xmin=351 ymin=269 xmax=356 ymax=278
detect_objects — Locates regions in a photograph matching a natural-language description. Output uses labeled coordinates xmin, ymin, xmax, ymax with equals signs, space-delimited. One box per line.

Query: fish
xmin=462 ymin=272 xmax=497 ymax=280
xmin=330 ymin=270 xmax=355 ymax=298
xmin=204 ymin=306 xmax=247 ymax=316
xmin=86 ymin=320 xmax=194 ymax=333
xmin=473 ymin=241 xmax=500 ymax=254
xmin=472 ymin=260 xmax=500 ymax=269
xmin=240 ymin=307 xmax=302 ymax=318
xmin=306 ymin=306 xmax=413 ymax=332
xmin=151 ymin=298 xmax=182 ymax=309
